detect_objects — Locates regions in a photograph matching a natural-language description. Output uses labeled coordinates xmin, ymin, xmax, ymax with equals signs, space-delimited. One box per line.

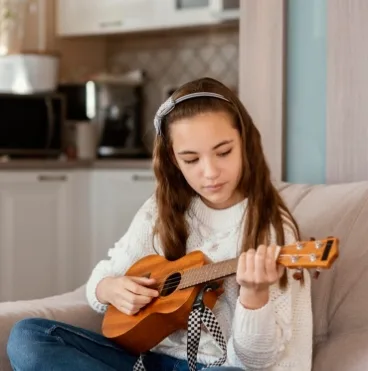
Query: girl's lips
xmin=204 ymin=182 xmax=226 ymax=191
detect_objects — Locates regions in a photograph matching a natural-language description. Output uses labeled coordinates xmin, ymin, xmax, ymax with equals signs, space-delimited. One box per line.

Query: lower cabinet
xmin=0 ymin=168 xmax=155 ymax=302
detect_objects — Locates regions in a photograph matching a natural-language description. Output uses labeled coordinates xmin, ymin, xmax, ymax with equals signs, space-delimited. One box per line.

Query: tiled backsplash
xmin=107 ymin=25 xmax=239 ymax=151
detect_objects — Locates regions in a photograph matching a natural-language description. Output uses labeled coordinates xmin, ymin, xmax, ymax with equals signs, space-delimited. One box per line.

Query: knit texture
xmin=86 ymin=195 xmax=312 ymax=370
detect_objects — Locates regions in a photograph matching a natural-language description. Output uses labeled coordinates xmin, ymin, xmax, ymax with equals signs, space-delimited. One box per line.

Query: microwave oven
xmin=0 ymin=93 xmax=65 ymax=158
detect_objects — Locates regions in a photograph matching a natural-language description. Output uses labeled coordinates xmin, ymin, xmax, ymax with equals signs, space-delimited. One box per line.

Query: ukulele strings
xmin=153 ymin=239 xmax=328 ymax=289
xmin=152 ymin=259 xmax=237 ymax=291
xmin=153 ymin=264 xmax=234 ymax=291
xmin=151 ymin=253 xmax=313 ymax=292
xmin=155 ymin=274 xmax=211 ymax=292
xmin=153 ymin=268 xmax=203 ymax=291
xmin=151 ymin=266 xmax=216 ymax=291
xmin=151 ymin=249 xmax=273 ymax=290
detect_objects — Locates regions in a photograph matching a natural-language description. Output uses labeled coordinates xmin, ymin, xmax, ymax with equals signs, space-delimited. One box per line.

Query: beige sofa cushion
xmin=278 ymin=181 xmax=368 ymax=370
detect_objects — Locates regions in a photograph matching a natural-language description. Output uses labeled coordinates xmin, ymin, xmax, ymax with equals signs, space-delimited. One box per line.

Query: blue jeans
xmin=7 ymin=318 xmax=244 ymax=371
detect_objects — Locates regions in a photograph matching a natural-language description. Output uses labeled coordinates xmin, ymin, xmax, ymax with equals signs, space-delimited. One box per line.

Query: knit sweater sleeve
xmin=226 ymin=226 xmax=312 ymax=369
xmin=85 ymin=195 xmax=158 ymax=314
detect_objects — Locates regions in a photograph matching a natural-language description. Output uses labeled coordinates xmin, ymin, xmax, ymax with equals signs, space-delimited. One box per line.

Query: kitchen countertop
xmin=0 ymin=158 xmax=153 ymax=170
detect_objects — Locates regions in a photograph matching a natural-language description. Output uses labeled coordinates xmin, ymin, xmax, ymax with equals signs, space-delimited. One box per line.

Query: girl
xmin=7 ymin=77 xmax=312 ymax=371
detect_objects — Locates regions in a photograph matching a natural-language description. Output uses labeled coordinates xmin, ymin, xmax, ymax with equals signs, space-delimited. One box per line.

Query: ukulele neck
xmin=178 ymin=258 xmax=239 ymax=289
xmin=176 ymin=236 xmax=339 ymax=289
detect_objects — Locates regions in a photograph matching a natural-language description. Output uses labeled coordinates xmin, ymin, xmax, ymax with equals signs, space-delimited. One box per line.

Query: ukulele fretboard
xmin=178 ymin=258 xmax=238 ymax=289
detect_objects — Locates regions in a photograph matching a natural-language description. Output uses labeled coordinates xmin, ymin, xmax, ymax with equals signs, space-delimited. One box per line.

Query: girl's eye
xmin=183 ymin=149 xmax=232 ymax=164
xmin=183 ymin=158 xmax=199 ymax=164
xmin=218 ymin=149 xmax=232 ymax=157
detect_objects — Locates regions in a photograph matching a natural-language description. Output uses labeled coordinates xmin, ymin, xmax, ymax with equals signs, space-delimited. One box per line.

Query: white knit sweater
xmin=86 ymin=195 xmax=313 ymax=370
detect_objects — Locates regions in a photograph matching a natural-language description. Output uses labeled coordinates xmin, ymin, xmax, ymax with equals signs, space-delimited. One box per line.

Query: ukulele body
xmin=101 ymin=250 xmax=223 ymax=355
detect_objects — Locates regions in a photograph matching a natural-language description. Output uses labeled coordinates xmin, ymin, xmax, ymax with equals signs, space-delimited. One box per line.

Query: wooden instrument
xmin=102 ymin=237 xmax=339 ymax=354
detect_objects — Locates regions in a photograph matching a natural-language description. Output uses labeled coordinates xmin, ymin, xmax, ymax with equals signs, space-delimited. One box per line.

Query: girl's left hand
xmin=236 ymin=244 xmax=284 ymax=309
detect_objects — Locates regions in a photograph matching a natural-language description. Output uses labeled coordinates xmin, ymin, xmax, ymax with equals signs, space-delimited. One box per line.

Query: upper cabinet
xmin=57 ymin=0 xmax=160 ymax=36
xmin=57 ymin=0 xmax=157 ymax=36
xmin=56 ymin=0 xmax=239 ymax=37
xmin=160 ymin=0 xmax=240 ymax=28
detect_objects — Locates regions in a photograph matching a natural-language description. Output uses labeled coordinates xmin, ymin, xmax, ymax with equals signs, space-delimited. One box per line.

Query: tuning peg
xmin=313 ymin=268 xmax=322 ymax=279
xmin=292 ymin=268 xmax=304 ymax=281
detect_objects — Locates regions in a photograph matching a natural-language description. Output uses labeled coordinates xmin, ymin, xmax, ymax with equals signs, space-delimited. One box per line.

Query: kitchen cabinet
xmin=158 ymin=0 xmax=240 ymax=28
xmin=0 ymin=171 xmax=75 ymax=301
xmin=56 ymin=0 xmax=239 ymax=37
xmin=0 ymin=167 xmax=155 ymax=302
xmin=57 ymin=0 xmax=160 ymax=37
xmin=90 ymin=169 xmax=156 ymax=268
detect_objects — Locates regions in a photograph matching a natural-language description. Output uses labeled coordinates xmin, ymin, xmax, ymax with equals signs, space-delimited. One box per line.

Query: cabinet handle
xmin=38 ymin=175 xmax=68 ymax=182
xmin=132 ymin=174 xmax=155 ymax=182
xmin=99 ymin=20 xmax=123 ymax=28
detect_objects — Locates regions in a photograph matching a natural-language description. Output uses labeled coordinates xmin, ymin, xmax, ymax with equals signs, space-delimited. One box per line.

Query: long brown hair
xmin=153 ymin=77 xmax=299 ymax=286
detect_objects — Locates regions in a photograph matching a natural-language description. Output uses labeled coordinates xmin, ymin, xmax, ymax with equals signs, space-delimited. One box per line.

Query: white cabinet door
xmin=70 ymin=170 xmax=93 ymax=288
xmin=0 ymin=171 xmax=74 ymax=302
xmin=57 ymin=0 xmax=120 ymax=36
xmin=57 ymin=0 xmax=159 ymax=36
xmin=158 ymin=0 xmax=240 ymax=28
xmin=57 ymin=0 xmax=238 ymax=36
xmin=57 ymin=0 xmax=97 ymax=36
xmin=90 ymin=169 xmax=155 ymax=268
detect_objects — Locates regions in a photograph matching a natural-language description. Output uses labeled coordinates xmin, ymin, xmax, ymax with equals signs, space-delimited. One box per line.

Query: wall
xmin=106 ymin=25 xmax=239 ymax=151
xmin=238 ymin=0 xmax=286 ymax=182
xmin=326 ymin=0 xmax=368 ymax=183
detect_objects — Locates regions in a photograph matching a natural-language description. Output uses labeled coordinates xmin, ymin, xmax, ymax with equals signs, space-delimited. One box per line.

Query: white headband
xmin=154 ymin=92 xmax=230 ymax=135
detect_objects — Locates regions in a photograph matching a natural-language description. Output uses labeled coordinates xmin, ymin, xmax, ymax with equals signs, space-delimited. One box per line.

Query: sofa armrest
xmin=0 ymin=286 xmax=103 ymax=371
xmin=313 ymin=331 xmax=368 ymax=371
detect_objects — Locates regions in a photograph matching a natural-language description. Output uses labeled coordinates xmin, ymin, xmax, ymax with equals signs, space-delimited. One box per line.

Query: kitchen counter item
xmin=76 ymin=121 xmax=97 ymax=160
xmin=0 ymin=52 xmax=59 ymax=94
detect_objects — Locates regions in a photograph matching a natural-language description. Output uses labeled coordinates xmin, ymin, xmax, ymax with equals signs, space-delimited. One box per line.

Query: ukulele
xmin=102 ymin=237 xmax=339 ymax=355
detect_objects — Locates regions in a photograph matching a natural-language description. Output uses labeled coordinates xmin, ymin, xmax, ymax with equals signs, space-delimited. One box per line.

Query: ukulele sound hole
xmin=160 ymin=272 xmax=181 ymax=297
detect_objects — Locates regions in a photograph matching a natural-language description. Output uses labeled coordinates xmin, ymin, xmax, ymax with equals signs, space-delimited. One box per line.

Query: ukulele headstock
xmin=278 ymin=237 xmax=339 ymax=275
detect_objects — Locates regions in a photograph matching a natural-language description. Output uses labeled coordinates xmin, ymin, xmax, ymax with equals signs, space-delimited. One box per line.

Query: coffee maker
xmin=58 ymin=73 xmax=149 ymax=158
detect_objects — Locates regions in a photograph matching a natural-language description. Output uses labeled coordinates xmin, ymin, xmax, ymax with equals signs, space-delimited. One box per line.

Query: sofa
xmin=1 ymin=181 xmax=368 ymax=371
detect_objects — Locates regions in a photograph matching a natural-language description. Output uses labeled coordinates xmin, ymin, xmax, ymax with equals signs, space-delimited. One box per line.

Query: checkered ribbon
xmin=133 ymin=354 xmax=145 ymax=371
xmin=187 ymin=305 xmax=227 ymax=371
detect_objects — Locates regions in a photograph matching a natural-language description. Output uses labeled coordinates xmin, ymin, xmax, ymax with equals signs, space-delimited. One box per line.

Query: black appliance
xmin=0 ymin=93 xmax=65 ymax=158
xmin=58 ymin=81 xmax=148 ymax=158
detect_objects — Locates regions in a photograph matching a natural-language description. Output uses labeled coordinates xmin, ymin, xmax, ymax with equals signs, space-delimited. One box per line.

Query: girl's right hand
xmin=96 ymin=276 xmax=159 ymax=315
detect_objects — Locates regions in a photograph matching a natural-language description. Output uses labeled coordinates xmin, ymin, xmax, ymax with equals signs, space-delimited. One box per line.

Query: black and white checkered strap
xmin=133 ymin=283 xmax=226 ymax=371
xmin=187 ymin=283 xmax=227 ymax=371
xmin=133 ymin=354 xmax=145 ymax=371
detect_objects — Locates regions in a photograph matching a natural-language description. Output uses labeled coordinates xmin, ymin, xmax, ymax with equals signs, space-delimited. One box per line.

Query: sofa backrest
xmin=277 ymin=181 xmax=368 ymax=345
